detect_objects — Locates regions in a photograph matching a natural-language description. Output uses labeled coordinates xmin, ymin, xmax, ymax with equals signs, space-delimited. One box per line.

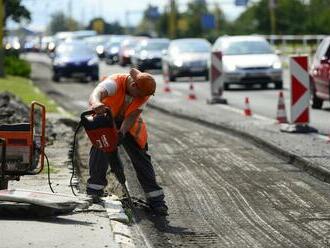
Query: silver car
xmin=162 ymin=38 xmax=211 ymax=81
xmin=213 ymin=36 xmax=283 ymax=89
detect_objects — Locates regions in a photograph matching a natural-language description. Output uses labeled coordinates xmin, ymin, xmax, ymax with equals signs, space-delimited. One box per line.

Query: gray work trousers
xmin=87 ymin=134 xmax=165 ymax=207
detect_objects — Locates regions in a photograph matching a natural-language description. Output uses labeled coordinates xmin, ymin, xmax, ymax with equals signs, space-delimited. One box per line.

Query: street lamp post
xmin=269 ymin=0 xmax=276 ymax=34
xmin=0 ymin=0 xmax=4 ymax=77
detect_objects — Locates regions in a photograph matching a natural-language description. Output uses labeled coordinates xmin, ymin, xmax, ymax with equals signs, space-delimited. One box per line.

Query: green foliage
xmin=4 ymin=0 xmax=30 ymax=23
xmin=47 ymin=12 xmax=80 ymax=34
xmin=140 ymin=0 xmax=330 ymax=38
xmin=87 ymin=18 xmax=124 ymax=34
xmin=0 ymin=76 xmax=59 ymax=112
xmin=4 ymin=56 xmax=31 ymax=78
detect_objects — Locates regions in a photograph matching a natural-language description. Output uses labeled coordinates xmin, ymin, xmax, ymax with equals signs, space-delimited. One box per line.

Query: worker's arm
xmin=119 ymin=109 xmax=142 ymax=135
xmin=89 ymin=85 xmax=109 ymax=114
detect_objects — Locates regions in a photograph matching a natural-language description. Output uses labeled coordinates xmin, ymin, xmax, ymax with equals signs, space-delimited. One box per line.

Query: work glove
xmin=117 ymin=131 xmax=125 ymax=146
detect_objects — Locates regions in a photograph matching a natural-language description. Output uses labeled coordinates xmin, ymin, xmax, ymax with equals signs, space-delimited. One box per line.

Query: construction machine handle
xmin=0 ymin=138 xmax=6 ymax=176
xmin=30 ymin=101 xmax=46 ymax=174
xmin=80 ymin=108 xmax=112 ymax=119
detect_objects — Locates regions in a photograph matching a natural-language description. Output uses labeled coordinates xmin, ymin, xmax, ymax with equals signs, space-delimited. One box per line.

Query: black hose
xmin=70 ymin=122 xmax=82 ymax=196
xmin=44 ymin=152 xmax=55 ymax=193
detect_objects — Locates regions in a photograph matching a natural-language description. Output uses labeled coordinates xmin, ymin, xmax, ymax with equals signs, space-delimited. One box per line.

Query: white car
xmin=213 ymin=35 xmax=283 ymax=89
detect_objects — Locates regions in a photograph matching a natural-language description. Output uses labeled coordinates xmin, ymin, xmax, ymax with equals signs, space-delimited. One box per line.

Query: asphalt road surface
xmin=29 ymin=58 xmax=330 ymax=247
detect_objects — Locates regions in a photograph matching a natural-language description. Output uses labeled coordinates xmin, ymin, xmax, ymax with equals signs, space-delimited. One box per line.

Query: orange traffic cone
xmin=188 ymin=78 xmax=197 ymax=100
xmin=276 ymin=91 xmax=288 ymax=123
xmin=244 ymin=97 xmax=252 ymax=116
xmin=163 ymin=71 xmax=171 ymax=93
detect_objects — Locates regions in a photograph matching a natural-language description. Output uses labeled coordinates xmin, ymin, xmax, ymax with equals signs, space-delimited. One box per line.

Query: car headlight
xmin=53 ymin=59 xmax=66 ymax=66
xmin=88 ymin=57 xmax=99 ymax=66
xmin=174 ymin=59 xmax=183 ymax=67
xmin=225 ymin=64 xmax=236 ymax=72
xmin=273 ymin=61 xmax=282 ymax=69
xmin=96 ymin=45 xmax=104 ymax=54
xmin=110 ymin=47 xmax=119 ymax=53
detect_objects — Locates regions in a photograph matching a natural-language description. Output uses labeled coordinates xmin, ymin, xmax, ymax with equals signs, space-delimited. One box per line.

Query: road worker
xmin=87 ymin=68 xmax=168 ymax=216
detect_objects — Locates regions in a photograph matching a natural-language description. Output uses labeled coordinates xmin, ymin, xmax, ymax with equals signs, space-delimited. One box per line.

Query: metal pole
xmin=169 ymin=0 xmax=176 ymax=39
xmin=0 ymin=0 xmax=4 ymax=77
xmin=269 ymin=0 xmax=276 ymax=34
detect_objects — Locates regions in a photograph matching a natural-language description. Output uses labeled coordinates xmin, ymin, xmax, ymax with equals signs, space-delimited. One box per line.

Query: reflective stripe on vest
xmin=101 ymin=74 xmax=149 ymax=149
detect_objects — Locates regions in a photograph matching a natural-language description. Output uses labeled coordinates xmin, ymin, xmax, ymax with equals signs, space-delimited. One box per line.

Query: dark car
xmin=52 ymin=40 xmax=99 ymax=82
xmin=310 ymin=36 xmax=330 ymax=109
xmin=104 ymin=35 xmax=130 ymax=65
xmin=131 ymin=38 xmax=170 ymax=71
xmin=162 ymin=38 xmax=211 ymax=81
xmin=118 ymin=36 xmax=148 ymax=66
xmin=83 ymin=35 xmax=111 ymax=59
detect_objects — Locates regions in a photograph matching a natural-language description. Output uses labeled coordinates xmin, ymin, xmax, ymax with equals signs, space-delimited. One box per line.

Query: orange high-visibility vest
xmin=101 ymin=74 xmax=149 ymax=149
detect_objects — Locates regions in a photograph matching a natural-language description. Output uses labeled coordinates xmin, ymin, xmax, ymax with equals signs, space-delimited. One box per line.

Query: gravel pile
xmin=0 ymin=92 xmax=29 ymax=124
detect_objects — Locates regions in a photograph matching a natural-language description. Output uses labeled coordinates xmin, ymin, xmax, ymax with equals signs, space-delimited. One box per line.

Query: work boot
xmin=151 ymin=204 xmax=168 ymax=216
xmin=86 ymin=188 xmax=106 ymax=204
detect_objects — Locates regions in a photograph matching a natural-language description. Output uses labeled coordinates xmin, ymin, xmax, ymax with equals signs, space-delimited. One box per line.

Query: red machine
xmin=0 ymin=102 xmax=46 ymax=189
xmin=80 ymin=109 xmax=118 ymax=153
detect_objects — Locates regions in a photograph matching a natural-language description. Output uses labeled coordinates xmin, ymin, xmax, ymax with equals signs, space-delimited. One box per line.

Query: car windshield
xmin=172 ymin=41 xmax=210 ymax=53
xmin=143 ymin=42 xmax=169 ymax=51
xmin=56 ymin=43 xmax=94 ymax=56
xmin=223 ymin=40 xmax=273 ymax=55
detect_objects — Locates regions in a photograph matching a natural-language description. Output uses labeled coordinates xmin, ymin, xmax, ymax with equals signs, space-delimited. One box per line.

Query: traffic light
xmin=235 ymin=0 xmax=248 ymax=6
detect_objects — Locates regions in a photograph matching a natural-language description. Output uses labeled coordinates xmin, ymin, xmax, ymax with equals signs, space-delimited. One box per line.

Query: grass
xmin=0 ymin=76 xmax=59 ymax=112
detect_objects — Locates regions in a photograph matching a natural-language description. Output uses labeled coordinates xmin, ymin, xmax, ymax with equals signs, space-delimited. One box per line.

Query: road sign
xmin=235 ymin=0 xmax=248 ymax=6
xmin=290 ymin=55 xmax=310 ymax=124
xmin=201 ymin=14 xmax=215 ymax=30
xmin=207 ymin=51 xmax=227 ymax=104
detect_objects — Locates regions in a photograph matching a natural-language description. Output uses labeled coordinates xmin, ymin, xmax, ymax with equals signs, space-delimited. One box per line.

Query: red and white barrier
xmin=207 ymin=51 xmax=227 ymax=104
xmin=281 ymin=55 xmax=317 ymax=133
xmin=290 ymin=55 xmax=310 ymax=124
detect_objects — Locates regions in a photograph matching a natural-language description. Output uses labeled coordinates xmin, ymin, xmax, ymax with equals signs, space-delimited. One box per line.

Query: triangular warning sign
xmin=291 ymin=74 xmax=307 ymax=105
xmin=212 ymin=65 xmax=221 ymax=81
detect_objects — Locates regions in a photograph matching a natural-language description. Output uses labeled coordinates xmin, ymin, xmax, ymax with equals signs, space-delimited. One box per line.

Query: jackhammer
xmin=74 ymin=109 xmax=134 ymax=208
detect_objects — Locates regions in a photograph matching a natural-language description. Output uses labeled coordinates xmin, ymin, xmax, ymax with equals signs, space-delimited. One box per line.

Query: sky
xmin=8 ymin=0 xmax=247 ymax=32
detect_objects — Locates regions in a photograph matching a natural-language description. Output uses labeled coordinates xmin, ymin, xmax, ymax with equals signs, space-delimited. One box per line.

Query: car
xmin=131 ymin=38 xmax=170 ymax=71
xmin=52 ymin=40 xmax=99 ymax=82
xmin=310 ymin=36 xmax=330 ymax=109
xmin=104 ymin=35 xmax=131 ymax=65
xmin=212 ymin=35 xmax=283 ymax=90
xmin=162 ymin=38 xmax=211 ymax=81
xmin=118 ymin=36 xmax=148 ymax=66
xmin=83 ymin=35 xmax=111 ymax=58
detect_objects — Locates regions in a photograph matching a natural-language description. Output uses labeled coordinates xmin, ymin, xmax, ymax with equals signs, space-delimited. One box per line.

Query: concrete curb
xmin=104 ymin=195 xmax=135 ymax=248
xmin=148 ymin=103 xmax=330 ymax=184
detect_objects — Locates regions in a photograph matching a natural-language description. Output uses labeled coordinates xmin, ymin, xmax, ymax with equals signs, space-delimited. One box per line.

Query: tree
xmin=87 ymin=18 xmax=124 ymax=34
xmin=307 ymin=0 xmax=330 ymax=34
xmin=5 ymin=0 xmax=30 ymax=23
xmin=183 ymin=0 xmax=209 ymax=37
xmin=232 ymin=0 xmax=308 ymax=35
xmin=47 ymin=12 xmax=79 ymax=34
xmin=1 ymin=0 xmax=30 ymax=78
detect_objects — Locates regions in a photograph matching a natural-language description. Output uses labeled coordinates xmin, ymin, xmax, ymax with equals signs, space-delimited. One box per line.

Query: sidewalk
xmin=1 ymin=113 xmax=121 ymax=248
xmin=149 ymin=87 xmax=330 ymax=183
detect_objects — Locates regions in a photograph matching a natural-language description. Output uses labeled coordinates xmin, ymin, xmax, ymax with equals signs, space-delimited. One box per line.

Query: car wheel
xmin=205 ymin=73 xmax=209 ymax=81
xmin=0 ymin=178 xmax=8 ymax=190
xmin=224 ymin=83 xmax=229 ymax=90
xmin=261 ymin=83 xmax=268 ymax=89
xmin=169 ymin=73 xmax=176 ymax=82
xmin=275 ymin=81 xmax=283 ymax=89
xmin=91 ymin=75 xmax=99 ymax=81
xmin=52 ymin=74 xmax=60 ymax=82
xmin=311 ymin=89 xmax=323 ymax=109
